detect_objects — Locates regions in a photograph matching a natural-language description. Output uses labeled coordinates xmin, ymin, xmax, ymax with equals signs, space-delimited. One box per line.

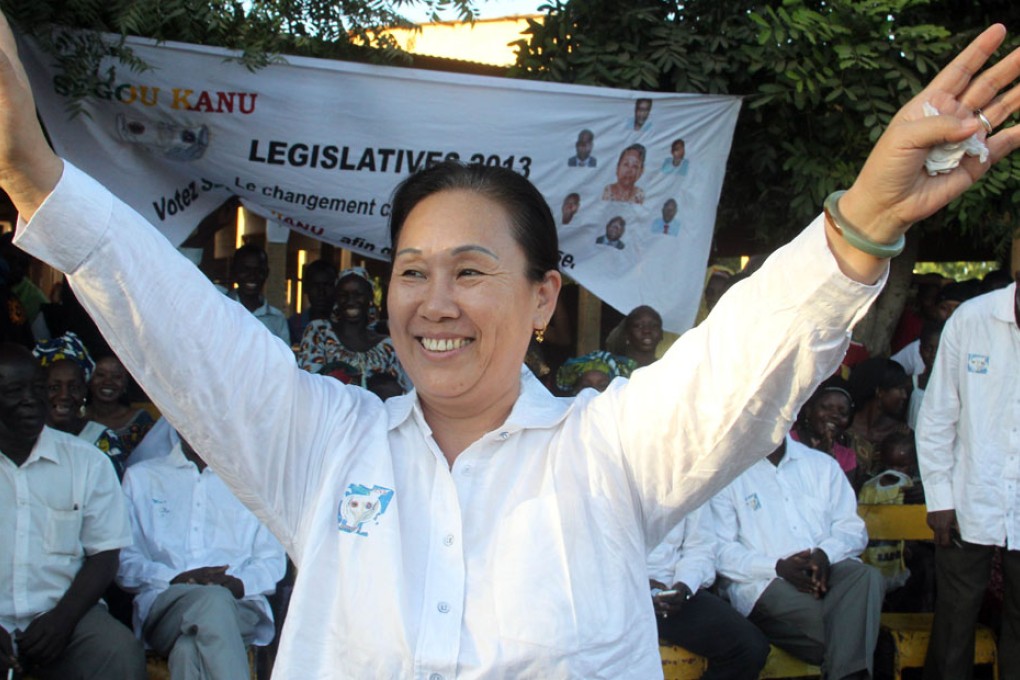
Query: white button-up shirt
xmin=646 ymin=505 xmax=716 ymax=591
xmin=117 ymin=443 xmax=286 ymax=644
xmin=891 ymin=339 xmax=924 ymax=376
xmin=15 ymin=163 xmax=883 ymax=679
xmin=917 ymin=284 xmax=1020 ymax=547
xmin=0 ymin=426 xmax=131 ymax=632
xmin=227 ymin=290 xmax=291 ymax=345
xmin=711 ymin=435 xmax=867 ymax=616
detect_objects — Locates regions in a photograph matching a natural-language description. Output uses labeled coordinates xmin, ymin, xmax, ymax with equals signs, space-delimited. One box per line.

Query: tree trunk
xmin=851 ymin=230 xmax=920 ymax=357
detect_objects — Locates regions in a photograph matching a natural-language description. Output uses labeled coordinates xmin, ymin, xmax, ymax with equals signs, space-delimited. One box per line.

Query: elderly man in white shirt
xmin=117 ymin=436 xmax=286 ymax=679
xmin=0 ymin=344 xmax=145 ymax=679
xmin=647 ymin=505 xmax=769 ymax=679
xmin=712 ymin=435 xmax=882 ymax=680
xmin=917 ymin=281 xmax=1020 ymax=679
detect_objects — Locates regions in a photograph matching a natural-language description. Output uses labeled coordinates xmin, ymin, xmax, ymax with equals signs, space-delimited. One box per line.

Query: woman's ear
xmin=533 ymin=270 xmax=562 ymax=329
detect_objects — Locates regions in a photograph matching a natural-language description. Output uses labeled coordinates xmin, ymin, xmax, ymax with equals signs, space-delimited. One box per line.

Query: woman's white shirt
xmin=15 ymin=162 xmax=884 ymax=679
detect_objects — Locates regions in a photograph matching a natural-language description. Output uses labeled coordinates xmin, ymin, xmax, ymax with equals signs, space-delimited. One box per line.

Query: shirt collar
xmin=773 ymin=433 xmax=810 ymax=468
xmin=227 ymin=289 xmax=269 ymax=314
xmin=1 ymin=427 xmax=65 ymax=468
xmin=385 ymin=365 xmax=570 ymax=433
xmin=26 ymin=426 xmax=61 ymax=465
xmin=503 ymin=366 xmax=572 ymax=432
xmin=166 ymin=441 xmax=204 ymax=471
xmin=990 ymin=282 xmax=1017 ymax=325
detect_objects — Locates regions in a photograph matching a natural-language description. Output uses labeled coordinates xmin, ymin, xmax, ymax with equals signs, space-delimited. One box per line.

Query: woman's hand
xmin=0 ymin=11 xmax=63 ymax=221
xmin=833 ymin=25 xmax=1020 ymax=282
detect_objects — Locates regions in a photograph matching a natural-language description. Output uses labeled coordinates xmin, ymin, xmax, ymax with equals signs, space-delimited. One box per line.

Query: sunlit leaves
xmin=513 ymin=0 xmax=1020 ymax=255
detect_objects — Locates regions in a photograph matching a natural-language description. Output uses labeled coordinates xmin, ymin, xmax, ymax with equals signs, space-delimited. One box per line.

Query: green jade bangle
xmin=823 ymin=190 xmax=906 ymax=259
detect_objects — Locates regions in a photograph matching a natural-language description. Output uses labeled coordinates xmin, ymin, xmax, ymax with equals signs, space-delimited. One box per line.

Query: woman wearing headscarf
xmin=297 ymin=265 xmax=409 ymax=391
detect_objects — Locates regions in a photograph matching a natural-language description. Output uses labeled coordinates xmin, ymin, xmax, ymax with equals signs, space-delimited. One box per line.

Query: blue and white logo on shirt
xmin=338 ymin=483 xmax=394 ymax=536
xmin=967 ymin=353 xmax=990 ymax=374
xmin=745 ymin=493 xmax=761 ymax=511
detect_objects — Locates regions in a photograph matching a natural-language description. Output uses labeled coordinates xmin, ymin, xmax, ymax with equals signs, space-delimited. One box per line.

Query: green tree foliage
xmin=512 ymin=0 xmax=1020 ymax=257
xmin=0 ymin=0 xmax=477 ymax=114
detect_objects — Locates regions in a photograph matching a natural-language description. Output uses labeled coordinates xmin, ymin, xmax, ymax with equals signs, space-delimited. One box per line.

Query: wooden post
xmin=1011 ymin=229 xmax=1020 ymax=279
xmin=576 ymin=286 xmax=602 ymax=355
xmin=265 ymin=241 xmax=288 ymax=312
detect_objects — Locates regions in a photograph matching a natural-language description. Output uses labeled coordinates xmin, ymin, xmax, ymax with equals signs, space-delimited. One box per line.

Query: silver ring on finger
xmin=975 ymin=108 xmax=993 ymax=135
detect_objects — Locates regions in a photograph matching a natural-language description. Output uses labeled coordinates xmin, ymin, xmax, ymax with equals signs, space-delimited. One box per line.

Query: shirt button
xmin=499 ymin=431 xmax=510 ymax=441
xmin=462 ymin=465 xmax=472 ymax=475
xmin=437 ymin=601 xmax=450 ymax=613
xmin=443 ymin=534 xmax=455 ymax=547
xmin=430 ymin=674 xmax=444 ymax=680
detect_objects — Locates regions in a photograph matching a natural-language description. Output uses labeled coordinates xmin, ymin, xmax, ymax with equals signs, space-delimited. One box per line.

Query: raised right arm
xmin=0 ymin=14 xmax=379 ymax=555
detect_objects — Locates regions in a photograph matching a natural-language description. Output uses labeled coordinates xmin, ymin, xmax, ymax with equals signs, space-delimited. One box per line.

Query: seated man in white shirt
xmin=0 ymin=344 xmax=146 ymax=679
xmin=117 ymin=435 xmax=286 ymax=679
xmin=647 ymin=505 xmax=770 ymax=679
xmin=711 ymin=434 xmax=882 ymax=680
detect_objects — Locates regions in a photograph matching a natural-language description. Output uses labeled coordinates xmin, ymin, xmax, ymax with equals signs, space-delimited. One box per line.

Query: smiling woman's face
xmin=616 ymin=150 xmax=643 ymax=188
xmin=335 ymin=275 xmax=372 ymax=326
xmin=47 ymin=360 xmax=87 ymax=428
xmin=90 ymin=357 xmax=129 ymax=405
xmin=388 ymin=189 xmax=559 ymax=411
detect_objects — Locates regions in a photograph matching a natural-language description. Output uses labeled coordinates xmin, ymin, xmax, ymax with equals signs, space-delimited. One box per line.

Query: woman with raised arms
xmin=1 ymin=13 xmax=1019 ymax=678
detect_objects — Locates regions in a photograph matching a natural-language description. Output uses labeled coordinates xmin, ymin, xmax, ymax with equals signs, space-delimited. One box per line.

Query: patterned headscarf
xmin=336 ymin=266 xmax=374 ymax=291
xmin=33 ymin=332 xmax=96 ymax=381
xmin=555 ymin=350 xmax=636 ymax=394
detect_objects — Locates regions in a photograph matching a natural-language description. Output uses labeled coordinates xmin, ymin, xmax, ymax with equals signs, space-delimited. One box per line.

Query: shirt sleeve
xmin=229 ymin=521 xmax=288 ymax=600
xmin=15 ymin=162 xmax=381 ymax=558
xmin=916 ymin=311 xmax=963 ymax=512
xmin=610 ymin=216 xmax=887 ymax=547
xmin=816 ymin=457 xmax=868 ymax=563
xmin=671 ymin=505 xmax=717 ymax=591
xmin=80 ymin=447 xmax=132 ymax=555
xmin=296 ymin=320 xmax=330 ymax=373
xmin=270 ymin=314 xmax=291 ymax=346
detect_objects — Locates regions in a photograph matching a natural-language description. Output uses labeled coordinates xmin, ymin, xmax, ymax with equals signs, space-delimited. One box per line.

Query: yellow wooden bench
xmin=858 ymin=503 xmax=999 ymax=680
xmin=660 ymin=642 xmax=820 ymax=679
xmin=144 ymin=648 xmax=257 ymax=679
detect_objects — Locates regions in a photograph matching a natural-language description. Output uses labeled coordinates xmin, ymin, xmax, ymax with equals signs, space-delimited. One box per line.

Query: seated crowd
xmin=0 ymin=237 xmax=1013 ymax=679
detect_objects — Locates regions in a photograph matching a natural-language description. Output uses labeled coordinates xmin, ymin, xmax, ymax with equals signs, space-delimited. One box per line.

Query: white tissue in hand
xmin=922 ymin=102 xmax=989 ymax=175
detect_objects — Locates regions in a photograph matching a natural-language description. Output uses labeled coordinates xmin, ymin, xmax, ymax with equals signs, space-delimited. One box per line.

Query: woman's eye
xmin=400 ymin=269 xmax=425 ymax=279
xmin=458 ymin=269 xmax=483 ymax=278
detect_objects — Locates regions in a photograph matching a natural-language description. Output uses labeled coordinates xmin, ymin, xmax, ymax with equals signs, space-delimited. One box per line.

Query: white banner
xmin=20 ymin=31 xmax=741 ymax=332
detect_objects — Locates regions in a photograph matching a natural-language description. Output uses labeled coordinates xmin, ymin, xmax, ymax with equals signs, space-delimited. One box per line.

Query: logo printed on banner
xmin=117 ymin=114 xmax=209 ymax=161
xmin=967 ymin=353 xmax=990 ymax=374
xmin=338 ymin=483 xmax=394 ymax=536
